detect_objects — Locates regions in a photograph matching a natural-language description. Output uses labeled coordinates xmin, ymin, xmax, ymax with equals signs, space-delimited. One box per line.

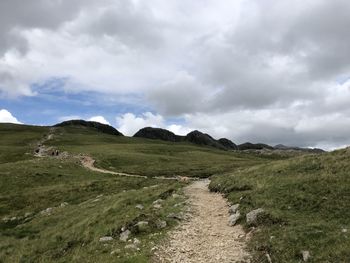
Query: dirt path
xmin=80 ymin=156 xmax=148 ymax=179
xmin=153 ymin=180 xmax=250 ymax=263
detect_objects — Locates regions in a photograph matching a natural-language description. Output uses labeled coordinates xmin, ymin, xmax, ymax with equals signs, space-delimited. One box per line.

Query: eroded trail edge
xmin=153 ymin=180 xmax=250 ymax=263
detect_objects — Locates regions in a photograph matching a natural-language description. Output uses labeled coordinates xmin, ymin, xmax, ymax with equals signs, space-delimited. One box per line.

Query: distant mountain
xmin=238 ymin=142 xmax=274 ymax=150
xmin=184 ymin=130 xmax=227 ymax=150
xmin=133 ymin=127 xmax=183 ymax=142
xmin=274 ymin=144 xmax=325 ymax=153
xmin=218 ymin=138 xmax=238 ymax=150
xmin=54 ymin=120 xmax=123 ymax=136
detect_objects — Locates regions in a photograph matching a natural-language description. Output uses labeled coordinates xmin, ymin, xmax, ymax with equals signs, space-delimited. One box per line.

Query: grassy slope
xmin=47 ymin=125 xmax=268 ymax=178
xmin=210 ymin=149 xmax=350 ymax=262
xmin=0 ymin=123 xmax=268 ymax=262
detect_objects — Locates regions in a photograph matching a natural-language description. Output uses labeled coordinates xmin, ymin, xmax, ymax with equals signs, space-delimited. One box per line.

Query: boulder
xmin=246 ymin=208 xmax=265 ymax=225
xmin=228 ymin=204 xmax=240 ymax=214
xmin=99 ymin=236 xmax=113 ymax=242
xmin=135 ymin=221 xmax=149 ymax=232
xmin=120 ymin=229 xmax=131 ymax=242
xmin=135 ymin=204 xmax=144 ymax=210
xmin=228 ymin=212 xmax=241 ymax=226
xmin=156 ymin=220 xmax=167 ymax=229
xmin=301 ymin=250 xmax=311 ymax=262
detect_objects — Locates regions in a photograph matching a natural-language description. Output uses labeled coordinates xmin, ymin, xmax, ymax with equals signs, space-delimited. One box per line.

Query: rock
xmin=99 ymin=236 xmax=113 ymax=242
xmin=172 ymin=193 xmax=180 ymax=198
xmin=153 ymin=204 xmax=162 ymax=209
xmin=135 ymin=204 xmax=144 ymax=210
xmin=133 ymin=238 xmax=141 ymax=246
xmin=156 ymin=220 xmax=167 ymax=229
xmin=10 ymin=216 xmax=17 ymax=221
xmin=60 ymin=202 xmax=69 ymax=207
xmin=125 ymin=244 xmax=139 ymax=251
xmin=120 ymin=229 xmax=131 ymax=242
xmin=246 ymin=208 xmax=265 ymax=225
xmin=153 ymin=199 xmax=164 ymax=204
xmin=110 ymin=249 xmax=121 ymax=255
xmin=342 ymin=228 xmax=347 ymax=233
xmin=40 ymin=207 xmax=53 ymax=215
xmin=301 ymin=250 xmax=311 ymax=261
xmin=228 ymin=204 xmax=240 ymax=214
xmin=167 ymin=213 xmax=183 ymax=220
xmin=24 ymin=212 xmax=32 ymax=218
xmin=228 ymin=212 xmax=241 ymax=226
xmin=135 ymin=221 xmax=149 ymax=232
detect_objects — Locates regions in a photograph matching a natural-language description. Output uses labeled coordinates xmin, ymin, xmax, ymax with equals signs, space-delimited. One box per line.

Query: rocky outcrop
xmin=274 ymin=144 xmax=324 ymax=153
xmin=238 ymin=142 xmax=274 ymax=150
xmin=133 ymin=127 xmax=182 ymax=142
xmin=218 ymin=138 xmax=238 ymax=150
xmin=54 ymin=120 xmax=123 ymax=136
xmin=185 ymin=130 xmax=227 ymax=150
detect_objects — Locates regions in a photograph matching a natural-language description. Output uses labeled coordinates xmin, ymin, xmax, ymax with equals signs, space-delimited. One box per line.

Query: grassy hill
xmin=0 ymin=123 xmax=268 ymax=262
xmin=210 ymin=149 xmax=350 ymax=262
xmin=2 ymin=123 xmax=347 ymax=262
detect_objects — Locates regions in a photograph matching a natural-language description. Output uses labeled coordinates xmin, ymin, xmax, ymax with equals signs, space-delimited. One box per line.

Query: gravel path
xmin=153 ymin=180 xmax=250 ymax=263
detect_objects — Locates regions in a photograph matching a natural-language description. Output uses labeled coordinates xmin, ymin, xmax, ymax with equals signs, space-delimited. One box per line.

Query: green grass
xmin=209 ymin=149 xmax=350 ymax=262
xmin=47 ymin=125 xmax=267 ymax=178
xmin=0 ymin=123 xmax=269 ymax=262
xmin=0 ymin=157 xmax=186 ymax=262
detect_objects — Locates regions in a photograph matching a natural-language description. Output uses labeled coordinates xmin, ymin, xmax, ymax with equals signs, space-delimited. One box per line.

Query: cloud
xmin=0 ymin=109 xmax=21 ymax=124
xmin=116 ymin=111 xmax=191 ymax=137
xmin=88 ymin=116 xmax=110 ymax=125
xmin=116 ymin=112 xmax=164 ymax=136
xmin=2 ymin=0 xmax=350 ymax=149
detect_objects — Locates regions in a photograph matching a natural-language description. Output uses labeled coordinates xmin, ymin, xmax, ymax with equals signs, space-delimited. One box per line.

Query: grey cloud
xmin=0 ymin=0 xmax=98 ymax=55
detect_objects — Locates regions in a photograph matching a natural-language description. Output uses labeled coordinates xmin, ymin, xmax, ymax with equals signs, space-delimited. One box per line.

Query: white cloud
xmin=88 ymin=115 xmax=110 ymax=125
xmin=116 ymin=112 xmax=164 ymax=136
xmin=2 ymin=1 xmax=350 ymax=149
xmin=0 ymin=109 xmax=21 ymax=124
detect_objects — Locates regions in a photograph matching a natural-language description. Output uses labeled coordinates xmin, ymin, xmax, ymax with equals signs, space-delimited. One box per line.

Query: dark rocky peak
xmin=54 ymin=120 xmax=123 ymax=136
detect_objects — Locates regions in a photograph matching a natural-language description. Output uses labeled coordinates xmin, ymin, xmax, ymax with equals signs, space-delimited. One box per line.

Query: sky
xmin=1 ymin=0 xmax=350 ymax=149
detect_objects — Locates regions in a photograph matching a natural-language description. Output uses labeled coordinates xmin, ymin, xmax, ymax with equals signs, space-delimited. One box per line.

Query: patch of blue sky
xmin=1 ymin=78 xmax=152 ymax=126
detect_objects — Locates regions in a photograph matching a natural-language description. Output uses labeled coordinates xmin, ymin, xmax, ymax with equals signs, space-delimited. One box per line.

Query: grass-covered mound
xmin=210 ymin=149 xmax=350 ymax=262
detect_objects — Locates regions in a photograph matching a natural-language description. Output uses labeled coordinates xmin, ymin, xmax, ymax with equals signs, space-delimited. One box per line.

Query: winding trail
xmin=153 ymin=180 xmax=250 ymax=263
xmin=34 ymin=129 xmax=251 ymax=262
xmin=80 ymin=156 xmax=148 ymax=179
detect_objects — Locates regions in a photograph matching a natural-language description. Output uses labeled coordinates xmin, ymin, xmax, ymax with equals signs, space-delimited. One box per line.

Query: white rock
xmin=133 ymin=238 xmax=141 ymax=245
xmin=153 ymin=204 xmax=162 ymax=209
xmin=246 ymin=208 xmax=265 ymax=225
xmin=153 ymin=199 xmax=164 ymax=204
xmin=40 ymin=207 xmax=53 ymax=215
xmin=60 ymin=202 xmax=68 ymax=207
xmin=301 ymin=250 xmax=311 ymax=262
xmin=125 ymin=244 xmax=139 ymax=251
xmin=135 ymin=204 xmax=144 ymax=210
xmin=99 ymin=236 xmax=113 ymax=242
xmin=120 ymin=230 xmax=131 ymax=242
xmin=228 ymin=212 xmax=241 ymax=226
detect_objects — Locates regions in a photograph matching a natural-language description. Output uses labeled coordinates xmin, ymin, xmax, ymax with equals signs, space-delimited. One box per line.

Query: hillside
xmin=0 ymin=123 xmax=269 ymax=262
xmin=210 ymin=149 xmax=350 ymax=262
